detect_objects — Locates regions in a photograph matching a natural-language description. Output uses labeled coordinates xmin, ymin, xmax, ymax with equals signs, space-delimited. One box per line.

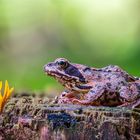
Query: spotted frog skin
xmin=44 ymin=58 xmax=140 ymax=108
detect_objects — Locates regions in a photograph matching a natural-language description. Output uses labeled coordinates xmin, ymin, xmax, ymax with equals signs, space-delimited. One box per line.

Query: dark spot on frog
xmin=135 ymin=83 xmax=140 ymax=91
xmin=97 ymin=75 xmax=102 ymax=79
xmin=135 ymin=77 xmax=140 ymax=80
xmin=96 ymin=85 xmax=102 ymax=89
xmin=65 ymin=64 xmax=86 ymax=83
xmin=107 ymin=70 xmax=112 ymax=72
xmin=120 ymin=81 xmax=126 ymax=86
xmin=83 ymin=67 xmax=91 ymax=72
xmin=107 ymin=77 xmax=111 ymax=80
xmin=104 ymin=73 xmax=111 ymax=77
xmin=62 ymin=93 xmax=66 ymax=97
xmin=106 ymin=83 xmax=112 ymax=88
xmin=116 ymin=74 xmax=121 ymax=78
xmin=117 ymin=81 xmax=125 ymax=87
xmin=90 ymin=90 xmax=96 ymax=94
xmin=110 ymin=65 xmax=115 ymax=68
xmin=97 ymin=69 xmax=102 ymax=71
xmin=76 ymin=85 xmax=92 ymax=89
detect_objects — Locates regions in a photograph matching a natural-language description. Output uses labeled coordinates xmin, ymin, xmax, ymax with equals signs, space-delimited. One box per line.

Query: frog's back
xmin=92 ymin=65 xmax=136 ymax=82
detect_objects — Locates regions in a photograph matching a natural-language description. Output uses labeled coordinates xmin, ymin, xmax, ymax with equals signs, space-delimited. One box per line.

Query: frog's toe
xmin=72 ymin=99 xmax=93 ymax=105
xmin=118 ymin=100 xmax=140 ymax=108
xmin=72 ymin=99 xmax=81 ymax=104
xmin=118 ymin=102 xmax=130 ymax=107
xmin=131 ymin=99 xmax=140 ymax=108
xmin=58 ymin=97 xmax=74 ymax=104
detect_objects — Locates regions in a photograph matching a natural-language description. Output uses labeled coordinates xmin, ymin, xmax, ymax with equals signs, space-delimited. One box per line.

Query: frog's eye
xmin=57 ymin=60 xmax=68 ymax=69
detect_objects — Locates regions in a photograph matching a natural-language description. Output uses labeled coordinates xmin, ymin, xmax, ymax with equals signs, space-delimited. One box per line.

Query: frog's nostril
xmin=43 ymin=63 xmax=53 ymax=71
xmin=47 ymin=63 xmax=53 ymax=67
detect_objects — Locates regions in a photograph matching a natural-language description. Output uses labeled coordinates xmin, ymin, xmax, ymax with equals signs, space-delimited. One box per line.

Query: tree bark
xmin=0 ymin=96 xmax=140 ymax=140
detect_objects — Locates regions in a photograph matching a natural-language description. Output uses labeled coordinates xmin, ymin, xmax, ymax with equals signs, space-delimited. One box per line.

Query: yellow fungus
xmin=0 ymin=81 xmax=14 ymax=113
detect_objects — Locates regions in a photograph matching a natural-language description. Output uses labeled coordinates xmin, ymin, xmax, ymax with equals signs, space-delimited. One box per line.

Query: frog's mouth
xmin=44 ymin=63 xmax=92 ymax=92
xmin=44 ymin=66 xmax=81 ymax=84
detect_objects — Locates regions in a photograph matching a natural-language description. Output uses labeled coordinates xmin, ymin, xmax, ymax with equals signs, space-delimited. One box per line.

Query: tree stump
xmin=0 ymin=96 xmax=140 ymax=140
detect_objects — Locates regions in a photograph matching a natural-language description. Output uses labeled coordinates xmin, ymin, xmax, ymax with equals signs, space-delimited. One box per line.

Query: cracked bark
xmin=0 ymin=96 xmax=140 ymax=140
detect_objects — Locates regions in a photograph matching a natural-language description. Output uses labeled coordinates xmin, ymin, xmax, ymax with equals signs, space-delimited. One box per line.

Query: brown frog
xmin=44 ymin=58 xmax=140 ymax=108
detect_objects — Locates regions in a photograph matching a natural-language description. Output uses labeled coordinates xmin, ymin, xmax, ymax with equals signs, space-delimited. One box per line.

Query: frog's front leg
xmin=58 ymin=90 xmax=83 ymax=104
xmin=72 ymin=85 xmax=105 ymax=105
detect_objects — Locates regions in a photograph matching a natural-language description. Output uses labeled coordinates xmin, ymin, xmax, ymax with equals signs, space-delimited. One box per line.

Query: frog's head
xmin=44 ymin=58 xmax=91 ymax=91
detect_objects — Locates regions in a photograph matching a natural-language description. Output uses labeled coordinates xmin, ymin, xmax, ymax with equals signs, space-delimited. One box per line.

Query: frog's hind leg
xmin=119 ymin=99 xmax=140 ymax=108
xmin=72 ymin=85 xmax=105 ymax=106
xmin=120 ymin=83 xmax=139 ymax=100
xmin=132 ymin=99 xmax=140 ymax=108
xmin=72 ymin=98 xmax=101 ymax=106
xmin=119 ymin=82 xmax=140 ymax=108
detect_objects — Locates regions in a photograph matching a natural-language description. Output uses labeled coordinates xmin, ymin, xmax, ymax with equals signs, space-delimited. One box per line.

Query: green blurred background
xmin=0 ymin=0 xmax=140 ymax=94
